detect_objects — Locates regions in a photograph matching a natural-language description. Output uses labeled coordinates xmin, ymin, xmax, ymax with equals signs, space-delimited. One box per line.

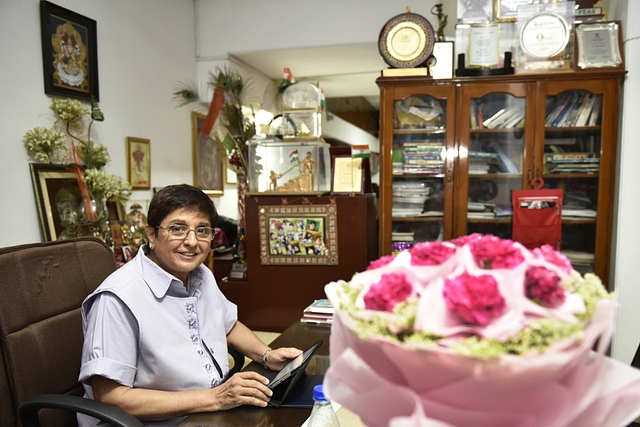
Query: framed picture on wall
xmin=126 ymin=137 xmax=151 ymax=190
xmin=258 ymin=203 xmax=338 ymax=266
xmin=39 ymin=1 xmax=99 ymax=101
xmin=191 ymin=111 xmax=224 ymax=195
xmin=29 ymin=163 xmax=82 ymax=241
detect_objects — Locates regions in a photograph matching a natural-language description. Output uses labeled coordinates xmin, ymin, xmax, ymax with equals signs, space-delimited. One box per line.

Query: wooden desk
xmin=178 ymin=321 xmax=332 ymax=427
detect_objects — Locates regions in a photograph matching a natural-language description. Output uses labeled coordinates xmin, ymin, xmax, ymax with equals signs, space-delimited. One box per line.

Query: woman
xmin=79 ymin=184 xmax=302 ymax=426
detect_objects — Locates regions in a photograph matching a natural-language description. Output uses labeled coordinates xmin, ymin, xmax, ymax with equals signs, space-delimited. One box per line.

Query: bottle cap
xmin=313 ymin=384 xmax=328 ymax=402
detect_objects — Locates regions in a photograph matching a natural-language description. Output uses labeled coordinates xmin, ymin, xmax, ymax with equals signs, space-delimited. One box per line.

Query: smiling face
xmin=145 ymin=206 xmax=212 ymax=284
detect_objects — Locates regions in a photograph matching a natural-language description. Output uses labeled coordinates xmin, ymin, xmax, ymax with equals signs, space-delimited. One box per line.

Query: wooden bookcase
xmin=377 ymin=70 xmax=625 ymax=284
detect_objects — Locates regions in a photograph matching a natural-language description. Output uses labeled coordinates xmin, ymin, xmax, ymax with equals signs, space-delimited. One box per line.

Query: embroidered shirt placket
xmin=186 ymin=295 xmax=222 ymax=387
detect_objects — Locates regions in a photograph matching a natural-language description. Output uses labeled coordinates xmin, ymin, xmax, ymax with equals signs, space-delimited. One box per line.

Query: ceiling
xmin=231 ymin=43 xmax=388 ymax=110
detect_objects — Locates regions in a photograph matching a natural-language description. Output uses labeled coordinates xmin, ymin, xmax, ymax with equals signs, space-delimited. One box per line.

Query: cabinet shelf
xmin=393 ymin=128 xmax=445 ymax=134
xmin=392 ymin=216 xmax=443 ymax=222
xmin=378 ymin=71 xmax=624 ymax=284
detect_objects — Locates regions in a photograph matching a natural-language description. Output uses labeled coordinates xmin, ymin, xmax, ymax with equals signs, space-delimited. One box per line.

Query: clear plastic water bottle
xmin=307 ymin=384 xmax=340 ymax=427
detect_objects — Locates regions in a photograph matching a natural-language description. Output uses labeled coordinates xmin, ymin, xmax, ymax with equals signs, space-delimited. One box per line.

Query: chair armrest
xmin=18 ymin=394 xmax=143 ymax=427
xmin=227 ymin=346 xmax=245 ymax=379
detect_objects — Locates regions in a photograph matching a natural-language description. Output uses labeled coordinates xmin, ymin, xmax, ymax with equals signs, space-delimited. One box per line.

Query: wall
xmin=0 ymin=0 xmax=196 ymax=247
xmin=611 ymin=1 xmax=640 ymax=364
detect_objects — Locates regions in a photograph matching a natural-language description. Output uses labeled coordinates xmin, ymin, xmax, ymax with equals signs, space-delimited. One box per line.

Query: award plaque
xmin=519 ymin=12 xmax=570 ymax=59
xmin=575 ymin=21 xmax=624 ymax=70
xmin=379 ymin=11 xmax=435 ymax=68
xmin=468 ymin=23 xmax=500 ymax=67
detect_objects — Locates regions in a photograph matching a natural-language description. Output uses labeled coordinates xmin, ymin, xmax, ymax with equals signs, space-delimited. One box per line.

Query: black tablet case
xmin=265 ymin=339 xmax=323 ymax=407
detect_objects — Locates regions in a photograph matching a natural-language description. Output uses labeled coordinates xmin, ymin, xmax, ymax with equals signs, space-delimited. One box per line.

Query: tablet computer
xmin=267 ymin=339 xmax=323 ymax=407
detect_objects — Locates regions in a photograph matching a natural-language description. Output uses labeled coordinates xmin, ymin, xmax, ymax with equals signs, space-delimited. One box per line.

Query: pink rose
xmin=409 ymin=242 xmax=457 ymax=266
xmin=468 ymin=235 xmax=524 ymax=269
xmin=367 ymin=254 xmax=396 ymax=271
xmin=450 ymin=233 xmax=484 ymax=247
xmin=364 ymin=273 xmax=414 ymax=312
xmin=532 ymin=245 xmax=573 ymax=274
xmin=443 ymin=272 xmax=505 ymax=325
xmin=525 ymin=266 xmax=566 ymax=307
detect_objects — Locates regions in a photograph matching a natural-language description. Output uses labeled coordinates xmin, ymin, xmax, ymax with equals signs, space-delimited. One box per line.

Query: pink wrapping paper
xmin=324 ymin=284 xmax=640 ymax=427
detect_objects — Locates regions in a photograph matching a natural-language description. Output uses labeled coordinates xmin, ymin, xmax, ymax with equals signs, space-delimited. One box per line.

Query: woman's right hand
xmin=211 ymin=371 xmax=273 ymax=410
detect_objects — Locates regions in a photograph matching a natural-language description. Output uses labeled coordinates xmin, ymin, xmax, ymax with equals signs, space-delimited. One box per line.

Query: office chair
xmin=0 ymin=237 xmax=244 ymax=427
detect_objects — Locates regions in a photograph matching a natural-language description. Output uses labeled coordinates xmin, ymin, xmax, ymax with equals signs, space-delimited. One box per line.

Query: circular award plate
xmin=379 ymin=12 xmax=435 ymax=68
xmin=519 ymin=12 xmax=570 ymax=59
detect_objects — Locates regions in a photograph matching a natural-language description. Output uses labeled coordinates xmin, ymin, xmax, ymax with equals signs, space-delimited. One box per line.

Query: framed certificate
xmin=468 ymin=24 xmax=500 ymax=67
xmin=331 ymin=156 xmax=364 ymax=195
xmin=575 ymin=21 xmax=624 ymax=70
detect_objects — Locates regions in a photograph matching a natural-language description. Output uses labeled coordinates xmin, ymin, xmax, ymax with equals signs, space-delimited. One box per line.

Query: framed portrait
xmin=126 ymin=137 xmax=151 ymax=190
xmin=39 ymin=1 xmax=99 ymax=101
xmin=575 ymin=21 xmax=624 ymax=70
xmin=258 ymin=204 xmax=338 ymax=266
xmin=191 ymin=112 xmax=224 ymax=195
xmin=29 ymin=163 xmax=82 ymax=241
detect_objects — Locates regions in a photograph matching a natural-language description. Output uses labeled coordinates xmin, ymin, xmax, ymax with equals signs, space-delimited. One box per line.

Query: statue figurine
xmin=431 ymin=3 xmax=448 ymax=42
xmin=269 ymin=170 xmax=283 ymax=190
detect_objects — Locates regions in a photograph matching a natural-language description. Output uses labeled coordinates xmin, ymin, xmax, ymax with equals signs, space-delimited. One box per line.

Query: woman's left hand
xmin=265 ymin=347 xmax=303 ymax=371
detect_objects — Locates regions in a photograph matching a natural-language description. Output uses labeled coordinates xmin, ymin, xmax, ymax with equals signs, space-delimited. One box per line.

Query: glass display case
xmin=378 ymin=71 xmax=624 ymax=283
xmin=247 ymin=137 xmax=331 ymax=194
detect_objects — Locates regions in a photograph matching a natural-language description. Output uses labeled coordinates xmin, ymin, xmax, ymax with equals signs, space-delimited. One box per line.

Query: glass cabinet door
xmin=539 ymin=88 xmax=604 ymax=274
xmin=387 ymin=92 xmax=453 ymax=254
xmin=455 ymin=84 xmax=535 ymax=240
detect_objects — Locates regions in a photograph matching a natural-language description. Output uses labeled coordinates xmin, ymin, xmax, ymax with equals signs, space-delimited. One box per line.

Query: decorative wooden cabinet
xmin=377 ymin=70 xmax=625 ymax=283
xmin=218 ymin=194 xmax=377 ymax=332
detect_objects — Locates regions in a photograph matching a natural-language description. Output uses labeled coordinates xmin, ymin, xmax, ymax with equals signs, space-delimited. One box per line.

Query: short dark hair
xmin=147 ymin=184 xmax=218 ymax=232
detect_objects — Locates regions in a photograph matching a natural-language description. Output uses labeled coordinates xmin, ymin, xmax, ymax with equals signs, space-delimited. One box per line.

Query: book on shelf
xmin=587 ymin=96 xmax=602 ymax=126
xmin=574 ymin=94 xmax=595 ymax=127
xmin=562 ymin=208 xmax=597 ymax=218
xmin=545 ymin=93 xmax=574 ymax=126
xmin=392 ymin=231 xmax=414 ymax=242
xmin=544 ymin=152 xmax=599 ymax=163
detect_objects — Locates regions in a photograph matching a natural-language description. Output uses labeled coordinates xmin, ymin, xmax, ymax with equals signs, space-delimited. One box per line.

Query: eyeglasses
xmin=156 ymin=224 xmax=216 ymax=241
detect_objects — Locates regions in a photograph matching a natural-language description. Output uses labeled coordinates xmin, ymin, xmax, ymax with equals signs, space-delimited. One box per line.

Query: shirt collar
xmin=137 ymin=244 xmax=206 ymax=298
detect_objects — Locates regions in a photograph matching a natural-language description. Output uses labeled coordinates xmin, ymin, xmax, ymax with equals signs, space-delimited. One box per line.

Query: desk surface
xmin=178 ymin=321 xmax=336 ymax=427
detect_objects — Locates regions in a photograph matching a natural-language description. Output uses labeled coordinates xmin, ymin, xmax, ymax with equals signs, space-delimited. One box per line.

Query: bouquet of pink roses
xmin=324 ymin=234 xmax=640 ymax=427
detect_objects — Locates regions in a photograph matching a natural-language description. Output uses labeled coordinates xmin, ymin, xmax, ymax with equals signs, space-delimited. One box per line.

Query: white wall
xmin=0 ymin=0 xmax=196 ymax=247
xmin=611 ymin=0 xmax=640 ymax=364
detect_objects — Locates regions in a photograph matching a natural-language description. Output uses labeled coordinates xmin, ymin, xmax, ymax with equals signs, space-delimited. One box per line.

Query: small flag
xmin=289 ymin=150 xmax=299 ymax=163
xmin=352 ymin=145 xmax=370 ymax=159
xmin=319 ymin=88 xmax=327 ymax=113
xmin=284 ymin=68 xmax=295 ymax=85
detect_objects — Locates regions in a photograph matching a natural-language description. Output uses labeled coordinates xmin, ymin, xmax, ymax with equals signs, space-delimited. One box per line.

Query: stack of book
xmin=392 ymin=180 xmax=431 ymax=217
xmin=401 ymin=142 xmax=444 ymax=175
xmin=544 ymin=152 xmax=600 ymax=174
xmin=469 ymin=151 xmax=499 ymax=174
xmin=301 ymin=299 xmax=334 ymax=324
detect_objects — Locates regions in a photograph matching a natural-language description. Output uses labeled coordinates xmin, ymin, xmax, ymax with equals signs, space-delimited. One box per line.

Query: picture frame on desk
xmin=258 ymin=204 xmax=338 ymax=266
xmin=331 ymin=155 xmax=364 ymax=195
xmin=575 ymin=21 xmax=624 ymax=70
xmin=29 ymin=163 xmax=82 ymax=241
xmin=39 ymin=1 xmax=99 ymax=101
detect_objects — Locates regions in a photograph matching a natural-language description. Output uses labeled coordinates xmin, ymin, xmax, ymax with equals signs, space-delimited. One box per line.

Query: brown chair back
xmin=0 ymin=238 xmax=116 ymax=427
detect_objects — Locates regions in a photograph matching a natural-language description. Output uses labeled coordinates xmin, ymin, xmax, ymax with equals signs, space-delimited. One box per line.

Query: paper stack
xmin=301 ymin=299 xmax=334 ymax=324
